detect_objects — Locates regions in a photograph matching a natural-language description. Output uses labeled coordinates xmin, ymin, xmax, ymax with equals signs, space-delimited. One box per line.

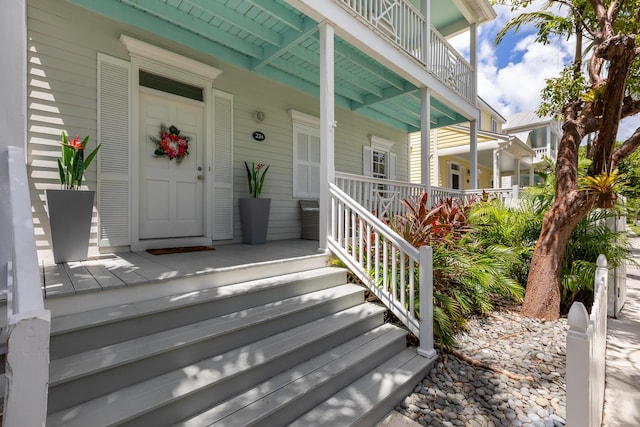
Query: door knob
xmin=197 ymin=175 xmax=204 ymax=180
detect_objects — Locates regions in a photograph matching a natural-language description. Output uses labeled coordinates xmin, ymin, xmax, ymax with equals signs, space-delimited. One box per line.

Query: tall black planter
xmin=239 ymin=198 xmax=271 ymax=245
xmin=46 ymin=189 xmax=94 ymax=263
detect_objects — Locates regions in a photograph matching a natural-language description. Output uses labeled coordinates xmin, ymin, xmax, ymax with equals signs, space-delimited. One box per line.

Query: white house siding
xmin=27 ymin=0 xmax=410 ymax=259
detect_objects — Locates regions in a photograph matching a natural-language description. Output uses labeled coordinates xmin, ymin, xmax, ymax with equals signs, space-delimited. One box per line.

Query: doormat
xmin=146 ymin=246 xmax=216 ymax=255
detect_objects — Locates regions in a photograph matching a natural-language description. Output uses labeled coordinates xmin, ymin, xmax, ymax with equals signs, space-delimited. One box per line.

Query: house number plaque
xmin=252 ymin=131 xmax=266 ymax=141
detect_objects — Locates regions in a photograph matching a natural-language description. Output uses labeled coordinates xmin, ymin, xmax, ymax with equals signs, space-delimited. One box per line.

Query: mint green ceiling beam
xmin=120 ymin=0 xmax=263 ymax=58
xmin=252 ymin=18 xmax=318 ymax=71
xmin=333 ymin=40 xmax=405 ymax=90
xmin=185 ymin=0 xmax=282 ymax=47
xmin=69 ymin=0 xmax=252 ymax=68
xmin=244 ymin=0 xmax=305 ymax=31
xmin=369 ymin=104 xmax=421 ymax=129
xmin=353 ymin=85 xmax=417 ymax=110
xmin=257 ymin=66 xmax=354 ymax=111
xmin=268 ymin=58 xmax=366 ymax=103
xmin=286 ymin=45 xmax=384 ymax=98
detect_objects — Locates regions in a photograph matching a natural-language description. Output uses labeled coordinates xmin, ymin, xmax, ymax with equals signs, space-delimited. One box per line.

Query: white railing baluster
xmin=328 ymin=183 xmax=435 ymax=358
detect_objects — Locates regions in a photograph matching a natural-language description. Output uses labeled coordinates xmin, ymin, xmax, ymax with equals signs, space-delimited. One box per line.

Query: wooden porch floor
xmin=41 ymin=239 xmax=324 ymax=299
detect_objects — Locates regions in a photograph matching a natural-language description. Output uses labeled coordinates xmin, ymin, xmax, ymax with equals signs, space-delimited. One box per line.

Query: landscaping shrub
xmin=388 ymin=192 xmax=524 ymax=349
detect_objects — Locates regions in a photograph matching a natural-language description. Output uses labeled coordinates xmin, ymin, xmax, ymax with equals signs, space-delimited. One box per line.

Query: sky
xmin=448 ymin=1 xmax=640 ymax=141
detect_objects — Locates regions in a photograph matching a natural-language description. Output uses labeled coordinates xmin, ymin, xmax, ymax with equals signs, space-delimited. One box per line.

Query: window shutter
xmin=389 ymin=153 xmax=397 ymax=180
xmin=97 ymin=54 xmax=131 ymax=247
xmin=212 ymin=89 xmax=233 ymax=240
xmin=363 ymin=145 xmax=373 ymax=177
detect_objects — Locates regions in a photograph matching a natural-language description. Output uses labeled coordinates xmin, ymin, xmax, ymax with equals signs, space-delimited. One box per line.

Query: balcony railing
xmin=334 ymin=0 xmax=474 ymax=102
xmin=534 ymin=147 xmax=557 ymax=160
xmin=430 ymin=29 xmax=473 ymax=101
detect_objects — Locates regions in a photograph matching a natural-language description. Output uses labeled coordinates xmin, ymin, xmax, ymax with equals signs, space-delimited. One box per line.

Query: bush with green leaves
xmin=388 ymin=192 xmax=524 ymax=349
xmin=469 ymin=184 xmax=630 ymax=313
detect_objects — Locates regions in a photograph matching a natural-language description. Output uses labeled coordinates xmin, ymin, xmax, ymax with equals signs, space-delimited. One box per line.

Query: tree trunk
xmin=522 ymin=190 xmax=596 ymax=319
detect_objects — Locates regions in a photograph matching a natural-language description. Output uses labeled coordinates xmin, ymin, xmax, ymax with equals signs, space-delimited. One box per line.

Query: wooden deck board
xmin=63 ymin=263 xmax=102 ymax=294
xmin=80 ymin=259 xmax=126 ymax=290
xmin=97 ymin=256 xmax=149 ymax=286
xmin=43 ymin=265 xmax=76 ymax=297
xmin=117 ymin=252 xmax=180 ymax=282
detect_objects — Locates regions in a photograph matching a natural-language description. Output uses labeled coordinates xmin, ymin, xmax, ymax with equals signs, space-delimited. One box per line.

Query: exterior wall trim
xmin=120 ymin=35 xmax=224 ymax=81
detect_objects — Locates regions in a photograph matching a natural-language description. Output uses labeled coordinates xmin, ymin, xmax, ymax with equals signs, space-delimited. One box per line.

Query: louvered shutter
xmin=97 ymin=54 xmax=130 ymax=247
xmin=389 ymin=152 xmax=397 ymax=180
xmin=363 ymin=145 xmax=373 ymax=177
xmin=212 ymin=90 xmax=233 ymax=240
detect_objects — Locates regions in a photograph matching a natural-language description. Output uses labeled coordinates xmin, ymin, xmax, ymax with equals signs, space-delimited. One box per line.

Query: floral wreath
xmin=150 ymin=125 xmax=189 ymax=162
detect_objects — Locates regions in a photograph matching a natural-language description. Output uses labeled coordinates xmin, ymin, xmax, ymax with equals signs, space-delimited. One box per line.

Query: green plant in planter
xmin=57 ymin=132 xmax=101 ymax=190
xmin=244 ymin=161 xmax=270 ymax=198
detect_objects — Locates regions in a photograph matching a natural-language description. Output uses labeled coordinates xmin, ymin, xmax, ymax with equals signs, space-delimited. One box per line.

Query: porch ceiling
xmin=67 ymin=0 xmax=467 ymax=132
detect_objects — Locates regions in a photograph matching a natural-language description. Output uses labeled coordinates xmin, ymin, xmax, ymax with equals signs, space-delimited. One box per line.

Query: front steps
xmin=46 ymin=259 xmax=436 ymax=426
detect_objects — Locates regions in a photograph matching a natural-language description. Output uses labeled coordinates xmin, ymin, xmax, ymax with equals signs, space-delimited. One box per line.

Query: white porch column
xmin=514 ymin=158 xmax=521 ymax=187
xmin=470 ymin=121 xmax=478 ymax=189
xmin=493 ymin=149 xmax=500 ymax=189
xmin=421 ymin=0 xmax=430 ymax=67
xmin=432 ymin=129 xmax=439 ymax=186
xmin=1 ymin=0 xmax=27 ymax=289
xmin=468 ymin=24 xmax=478 ymax=189
xmin=318 ymin=22 xmax=335 ymax=252
xmin=420 ymin=87 xmax=432 ymax=204
xmin=546 ymin=126 xmax=552 ymax=158
xmin=529 ymin=161 xmax=534 ymax=186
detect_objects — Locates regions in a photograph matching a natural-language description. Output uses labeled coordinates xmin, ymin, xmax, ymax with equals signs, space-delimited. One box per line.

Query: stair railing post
xmin=418 ymin=246 xmax=436 ymax=358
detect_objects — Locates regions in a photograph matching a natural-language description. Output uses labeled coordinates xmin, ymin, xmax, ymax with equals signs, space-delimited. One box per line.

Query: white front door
xmin=139 ymin=89 xmax=205 ymax=239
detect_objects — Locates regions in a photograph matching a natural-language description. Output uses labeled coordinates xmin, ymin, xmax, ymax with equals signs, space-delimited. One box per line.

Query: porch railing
xmin=566 ymin=254 xmax=608 ymax=427
xmin=328 ymin=183 xmax=436 ymax=357
xmin=335 ymin=172 xmax=424 ymax=219
xmin=430 ymin=29 xmax=473 ymax=101
xmin=4 ymin=146 xmax=51 ymax=426
xmin=334 ymin=0 xmax=474 ymax=103
xmin=335 ymin=172 xmax=519 ymax=216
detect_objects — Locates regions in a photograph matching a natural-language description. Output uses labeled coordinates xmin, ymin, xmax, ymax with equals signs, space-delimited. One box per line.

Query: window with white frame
xmin=448 ymin=161 xmax=462 ymax=189
xmin=491 ymin=118 xmax=498 ymax=133
xmin=363 ymin=136 xmax=397 ymax=180
xmin=289 ymin=110 xmax=320 ymax=198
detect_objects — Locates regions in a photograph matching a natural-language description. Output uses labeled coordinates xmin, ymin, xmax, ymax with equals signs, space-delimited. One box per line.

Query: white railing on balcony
xmin=430 ymin=29 xmax=473 ymax=101
xmin=337 ymin=0 xmax=425 ymax=61
xmin=328 ymin=183 xmax=436 ymax=358
xmin=566 ymin=254 xmax=608 ymax=427
xmin=334 ymin=0 xmax=474 ymax=103
xmin=4 ymin=146 xmax=51 ymax=426
xmin=533 ymin=147 xmax=558 ymax=161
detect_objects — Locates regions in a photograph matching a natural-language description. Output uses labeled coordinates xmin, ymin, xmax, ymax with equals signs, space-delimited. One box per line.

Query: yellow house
xmin=410 ymin=99 xmax=557 ymax=190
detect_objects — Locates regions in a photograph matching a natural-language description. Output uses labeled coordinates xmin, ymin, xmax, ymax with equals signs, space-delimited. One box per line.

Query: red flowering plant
xmin=150 ymin=125 xmax=190 ymax=162
xmin=57 ymin=131 xmax=101 ymax=190
xmin=244 ymin=161 xmax=270 ymax=198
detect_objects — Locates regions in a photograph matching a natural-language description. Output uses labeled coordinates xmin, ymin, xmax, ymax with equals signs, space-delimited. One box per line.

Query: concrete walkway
xmin=602 ymin=231 xmax=640 ymax=427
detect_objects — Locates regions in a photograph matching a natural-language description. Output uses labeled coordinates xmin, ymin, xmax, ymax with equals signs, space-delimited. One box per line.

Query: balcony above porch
xmin=68 ymin=0 xmax=494 ymax=132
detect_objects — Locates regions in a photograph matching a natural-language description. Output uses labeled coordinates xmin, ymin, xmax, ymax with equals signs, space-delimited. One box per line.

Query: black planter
xmin=239 ymin=198 xmax=271 ymax=245
xmin=46 ymin=189 xmax=95 ymax=263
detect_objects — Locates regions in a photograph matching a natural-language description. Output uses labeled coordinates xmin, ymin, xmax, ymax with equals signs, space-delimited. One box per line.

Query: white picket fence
xmin=566 ymin=254 xmax=608 ymax=427
xmin=4 ymin=146 xmax=51 ymax=426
